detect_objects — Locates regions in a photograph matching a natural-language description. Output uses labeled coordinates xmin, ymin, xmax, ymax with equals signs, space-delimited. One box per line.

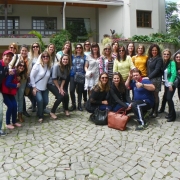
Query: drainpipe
xmin=63 ymin=2 xmax=66 ymax=29
xmin=4 ymin=0 xmax=8 ymax=36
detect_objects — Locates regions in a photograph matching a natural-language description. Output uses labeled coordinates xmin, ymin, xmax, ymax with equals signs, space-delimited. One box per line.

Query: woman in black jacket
xmin=109 ymin=72 xmax=131 ymax=112
xmin=86 ymin=72 xmax=110 ymax=113
xmin=147 ymin=44 xmax=163 ymax=118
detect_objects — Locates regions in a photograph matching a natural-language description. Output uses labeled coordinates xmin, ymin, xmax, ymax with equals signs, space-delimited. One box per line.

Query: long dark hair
xmin=91 ymin=42 xmax=100 ymax=58
xmin=148 ymin=44 xmax=161 ymax=58
xmin=112 ymin=72 xmax=125 ymax=93
xmin=59 ymin=54 xmax=71 ymax=74
xmin=174 ymin=51 xmax=180 ymax=70
xmin=16 ymin=62 xmax=28 ymax=79
xmin=126 ymin=42 xmax=136 ymax=57
xmin=117 ymin=45 xmax=127 ymax=61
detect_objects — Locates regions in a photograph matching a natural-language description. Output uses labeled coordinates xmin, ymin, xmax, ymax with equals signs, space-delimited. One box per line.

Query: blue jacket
xmin=0 ymin=60 xmax=9 ymax=88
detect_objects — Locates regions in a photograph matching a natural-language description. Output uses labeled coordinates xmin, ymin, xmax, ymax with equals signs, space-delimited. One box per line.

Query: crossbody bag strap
xmin=35 ymin=67 xmax=48 ymax=84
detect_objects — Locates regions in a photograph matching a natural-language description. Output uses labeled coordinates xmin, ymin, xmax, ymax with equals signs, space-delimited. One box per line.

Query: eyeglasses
xmin=10 ymin=47 xmax=15 ymax=49
xmin=76 ymin=47 xmax=82 ymax=49
xmin=119 ymin=50 xmax=125 ymax=52
xmin=163 ymin=54 xmax=170 ymax=56
xmin=104 ymin=48 xmax=111 ymax=51
xmin=33 ymin=46 xmax=39 ymax=48
xmin=101 ymin=77 xmax=108 ymax=79
xmin=42 ymin=56 xmax=49 ymax=58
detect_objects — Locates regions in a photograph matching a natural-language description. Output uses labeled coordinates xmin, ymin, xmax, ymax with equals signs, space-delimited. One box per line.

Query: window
xmin=0 ymin=16 xmax=19 ymax=35
xmin=66 ymin=18 xmax=90 ymax=42
xmin=32 ymin=17 xmax=57 ymax=35
xmin=137 ymin=11 xmax=151 ymax=28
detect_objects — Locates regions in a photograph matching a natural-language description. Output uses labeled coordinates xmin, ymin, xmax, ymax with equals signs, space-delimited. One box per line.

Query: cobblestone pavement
xmin=0 ymin=89 xmax=180 ymax=180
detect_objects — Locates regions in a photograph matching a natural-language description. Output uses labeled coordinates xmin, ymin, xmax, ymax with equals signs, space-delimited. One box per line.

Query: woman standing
xmin=147 ymin=44 xmax=163 ymax=118
xmin=69 ymin=44 xmax=86 ymax=111
xmin=174 ymin=52 xmax=180 ymax=100
xmin=86 ymin=72 xmax=110 ymax=113
xmin=9 ymin=44 xmax=31 ymax=122
xmin=113 ymin=45 xmax=135 ymax=81
xmin=2 ymin=62 xmax=26 ymax=128
xmin=132 ymin=44 xmax=148 ymax=77
xmin=30 ymin=51 xmax=51 ymax=123
xmin=99 ymin=43 xmax=114 ymax=83
xmin=84 ymin=42 xmax=100 ymax=95
xmin=83 ymin=40 xmax=91 ymax=56
xmin=47 ymin=54 xmax=71 ymax=118
xmin=109 ymin=72 xmax=131 ymax=112
xmin=111 ymin=41 xmax=119 ymax=58
xmin=29 ymin=42 xmax=41 ymax=112
xmin=158 ymin=49 xmax=176 ymax=122
xmin=126 ymin=42 xmax=136 ymax=57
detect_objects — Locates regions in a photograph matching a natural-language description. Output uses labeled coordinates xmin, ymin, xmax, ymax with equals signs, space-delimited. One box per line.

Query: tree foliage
xmin=165 ymin=1 xmax=180 ymax=37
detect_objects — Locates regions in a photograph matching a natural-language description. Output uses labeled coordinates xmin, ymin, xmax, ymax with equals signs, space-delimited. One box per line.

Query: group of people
xmin=0 ymin=40 xmax=179 ymax=135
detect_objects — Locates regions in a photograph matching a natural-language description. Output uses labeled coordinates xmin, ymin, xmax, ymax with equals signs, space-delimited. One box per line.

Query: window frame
xmin=0 ymin=16 xmax=19 ymax=35
xmin=32 ymin=17 xmax=57 ymax=35
xmin=136 ymin=10 xmax=152 ymax=28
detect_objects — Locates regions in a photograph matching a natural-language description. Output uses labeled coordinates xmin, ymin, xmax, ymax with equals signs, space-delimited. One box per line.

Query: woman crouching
xmin=47 ymin=54 xmax=71 ymax=118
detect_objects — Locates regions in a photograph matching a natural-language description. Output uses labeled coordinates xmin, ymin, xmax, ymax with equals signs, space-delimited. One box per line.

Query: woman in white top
xmin=84 ymin=42 xmax=100 ymax=95
xmin=30 ymin=51 xmax=51 ymax=123
xmin=29 ymin=42 xmax=41 ymax=112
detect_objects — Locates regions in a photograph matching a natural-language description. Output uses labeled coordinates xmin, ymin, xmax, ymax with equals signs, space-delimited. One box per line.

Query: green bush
xmin=50 ymin=29 xmax=71 ymax=52
xmin=131 ymin=33 xmax=179 ymax=46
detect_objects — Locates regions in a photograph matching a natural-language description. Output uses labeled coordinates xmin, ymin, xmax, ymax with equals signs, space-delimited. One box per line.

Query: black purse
xmin=91 ymin=108 xmax=108 ymax=125
xmin=74 ymin=72 xmax=85 ymax=84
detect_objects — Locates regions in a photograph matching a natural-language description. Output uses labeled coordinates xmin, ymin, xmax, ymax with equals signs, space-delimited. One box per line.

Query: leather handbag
xmin=74 ymin=72 xmax=85 ymax=84
xmin=174 ymin=74 xmax=180 ymax=88
xmin=91 ymin=108 xmax=108 ymax=125
xmin=108 ymin=108 xmax=130 ymax=131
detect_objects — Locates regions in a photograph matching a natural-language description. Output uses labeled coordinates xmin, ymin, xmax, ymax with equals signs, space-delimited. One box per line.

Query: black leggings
xmin=47 ymin=84 xmax=69 ymax=112
xmin=70 ymin=77 xmax=84 ymax=104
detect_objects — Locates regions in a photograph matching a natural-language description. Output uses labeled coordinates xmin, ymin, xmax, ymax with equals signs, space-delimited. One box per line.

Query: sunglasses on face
xmin=101 ymin=77 xmax=108 ymax=79
xmin=42 ymin=56 xmax=49 ymax=58
xmin=76 ymin=47 xmax=82 ymax=49
xmin=10 ymin=47 xmax=15 ymax=49
xmin=119 ymin=50 xmax=125 ymax=52
xmin=33 ymin=46 xmax=39 ymax=48
xmin=19 ymin=65 xmax=25 ymax=68
xmin=104 ymin=48 xmax=111 ymax=51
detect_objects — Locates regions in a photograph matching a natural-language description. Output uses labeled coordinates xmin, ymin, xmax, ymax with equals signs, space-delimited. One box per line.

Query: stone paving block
xmin=44 ymin=169 xmax=55 ymax=177
xmin=154 ymin=169 xmax=164 ymax=179
xmin=65 ymin=170 xmax=75 ymax=179
xmin=141 ymin=167 xmax=156 ymax=180
xmin=36 ymin=175 xmax=50 ymax=180
xmin=93 ymin=168 xmax=105 ymax=177
xmin=75 ymin=175 xmax=86 ymax=180
xmin=28 ymin=159 xmax=41 ymax=167
xmin=9 ymin=169 xmax=18 ymax=177
xmin=36 ymin=164 xmax=49 ymax=172
xmin=171 ymin=170 xmax=180 ymax=178
xmin=19 ymin=172 xmax=31 ymax=178
xmin=99 ymin=174 xmax=112 ymax=180
xmin=115 ymin=171 xmax=128 ymax=179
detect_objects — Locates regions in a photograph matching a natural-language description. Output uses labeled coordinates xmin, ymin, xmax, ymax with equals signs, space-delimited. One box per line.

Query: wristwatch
xmin=141 ymin=83 xmax=144 ymax=88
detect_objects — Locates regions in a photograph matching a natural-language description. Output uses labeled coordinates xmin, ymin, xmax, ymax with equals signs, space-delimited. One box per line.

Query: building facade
xmin=0 ymin=0 xmax=166 ymax=45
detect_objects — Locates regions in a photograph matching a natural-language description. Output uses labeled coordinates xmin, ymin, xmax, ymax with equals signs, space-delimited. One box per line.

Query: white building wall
xmin=99 ymin=6 xmax=123 ymax=42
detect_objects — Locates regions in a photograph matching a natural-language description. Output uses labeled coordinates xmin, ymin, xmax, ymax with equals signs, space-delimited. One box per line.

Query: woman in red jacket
xmin=2 ymin=62 xmax=27 ymax=129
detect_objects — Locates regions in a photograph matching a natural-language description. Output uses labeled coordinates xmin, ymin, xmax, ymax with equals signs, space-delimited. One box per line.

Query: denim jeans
xmin=3 ymin=94 xmax=17 ymax=125
xmin=15 ymin=80 xmax=26 ymax=113
xmin=0 ymin=92 xmax=3 ymax=129
xmin=35 ymin=89 xmax=49 ymax=119
xmin=112 ymin=103 xmax=129 ymax=112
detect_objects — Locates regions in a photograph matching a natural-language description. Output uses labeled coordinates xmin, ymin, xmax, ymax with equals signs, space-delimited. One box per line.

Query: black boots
xmin=69 ymin=104 xmax=76 ymax=111
xmin=78 ymin=103 xmax=83 ymax=111
xmin=150 ymin=103 xmax=159 ymax=118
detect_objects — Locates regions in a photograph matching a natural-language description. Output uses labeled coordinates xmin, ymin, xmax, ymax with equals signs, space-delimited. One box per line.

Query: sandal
xmin=13 ymin=123 xmax=22 ymax=127
xmin=38 ymin=119 xmax=43 ymax=123
xmin=50 ymin=112 xmax=57 ymax=119
xmin=6 ymin=124 xmax=14 ymax=129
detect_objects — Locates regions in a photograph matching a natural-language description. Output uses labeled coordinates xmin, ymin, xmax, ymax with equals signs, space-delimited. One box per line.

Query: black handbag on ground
xmin=90 ymin=108 xmax=108 ymax=125
xmin=74 ymin=72 xmax=85 ymax=84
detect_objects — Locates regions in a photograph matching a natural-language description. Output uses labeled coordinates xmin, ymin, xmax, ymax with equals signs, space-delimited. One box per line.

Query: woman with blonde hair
xmin=99 ymin=43 xmax=114 ymax=83
xmin=86 ymin=72 xmax=110 ymax=113
xmin=158 ymin=49 xmax=176 ymax=122
xmin=30 ymin=51 xmax=51 ymax=123
xmin=9 ymin=42 xmax=18 ymax=55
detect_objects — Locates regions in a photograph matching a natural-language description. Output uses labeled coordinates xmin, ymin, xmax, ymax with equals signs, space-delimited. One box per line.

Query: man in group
xmin=0 ymin=50 xmax=14 ymax=136
xmin=126 ymin=69 xmax=155 ymax=130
